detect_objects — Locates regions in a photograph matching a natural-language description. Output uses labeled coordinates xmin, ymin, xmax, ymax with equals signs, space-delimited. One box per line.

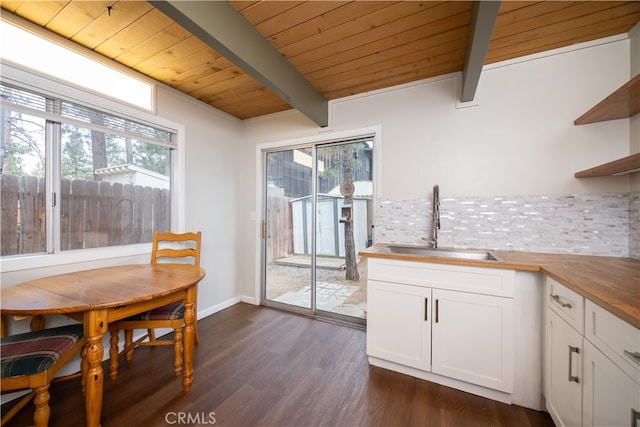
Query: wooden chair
xmin=1 ymin=323 xmax=86 ymax=427
xmin=109 ymin=231 xmax=201 ymax=379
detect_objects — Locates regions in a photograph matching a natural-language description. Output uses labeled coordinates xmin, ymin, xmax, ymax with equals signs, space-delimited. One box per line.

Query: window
xmin=0 ymin=20 xmax=153 ymax=110
xmin=0 ymin=83 xmax=175 ymax=257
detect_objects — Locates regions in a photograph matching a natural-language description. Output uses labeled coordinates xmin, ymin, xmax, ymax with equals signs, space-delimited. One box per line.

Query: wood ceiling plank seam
xmin=491 ymin=1 xmax=638 ymax=41
xmin=110 ymin=23 xmax=193 ymax=68
xmin=487 ymin=4 xmax=640 ymax=52
xmin=295 ymin=12 xmax=470 ymax=76
xmin=304 ymin=30 xmax=468 ymax=84
xmin=229 ymin=1 xmax=260 ymax=13
xmin=283 ymin=2 xmax=470 ymax=67
xmin=69 ymin=1 xmax=153 ymax=50
xmin=192 ymin=78 xmax=266 ymax=101
xmin=166 ymin=62 xmax=228 ymax=89
xmin=496 ymin=1 xmax=543 ymax=16
xmin=206 ymin=86 xmax=284 ymax=107
xmin=232 ymin=0 xmax=301 ymax=26
xmin=173 ymin=61 xmax=253 ymax=93
xmin=212 ymin=90 xmax=290 ymax=113
xmin=170 ymin=68 xmax=239 ymax=93
xmin=279 ymin=1 xmax=457 ymax=60
xmin=178 ymin=66 xmax=253 ymax=95
xmin=263 ymin=1 xmax=401 ymax=50
xmin=145 ymin=55 xmax=225 ymax=83
xmin=93 ymin=8 xmax=176 ymax=60
xmin=486 ymin=13 xmax=640 ymax=64
xmin=146 ymin=49 xmax=229 ymax=83
xmin=312 ymin=42 xmax=466 ymax=93
xmin=317 ymin=49 xmax=465 ymax=95
xmin=289 ymin=3 xmax=468 ymax=71
xmin=134 ymin=37 xmax=215 ymax=76
xmin=494 ymin=1 xmax=581 ymax=30
xmin=251 ymin=1 xmax=351 ymax=39
xmin=147 ymin=44 xmax=223 ymax=75
xmin=44 ymin=1 xmax=112 ymax=40
xmin=0 ymin=2 xmax=24 ymax=13
xmin=326 ymin=61 xmax=462 ymax=100
xmin=10 ymin=0 xmax=67 ymax=27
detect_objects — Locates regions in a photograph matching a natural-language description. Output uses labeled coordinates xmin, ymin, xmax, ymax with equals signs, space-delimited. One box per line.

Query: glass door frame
xmin=257 ymin=127 xmax=381 ymax=326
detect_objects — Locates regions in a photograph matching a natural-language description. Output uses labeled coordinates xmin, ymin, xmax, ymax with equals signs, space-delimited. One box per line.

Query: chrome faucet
xmin=422 ymin=185 xmax=440 ymax=248
xmin=431 ymin=185 xmax=440 ymax=248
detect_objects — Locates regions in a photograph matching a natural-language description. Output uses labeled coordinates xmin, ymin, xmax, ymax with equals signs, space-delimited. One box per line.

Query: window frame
xmin=0 ymin=63 xmax=185 ymax=273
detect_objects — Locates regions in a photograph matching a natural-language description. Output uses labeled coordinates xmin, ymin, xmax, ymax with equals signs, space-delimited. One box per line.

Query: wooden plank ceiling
xmin=1 ymin=1 xmax=639 ymax=122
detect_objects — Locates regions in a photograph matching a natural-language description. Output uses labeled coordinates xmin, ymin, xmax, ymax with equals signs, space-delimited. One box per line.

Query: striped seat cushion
xmin=125 ymin=301 xmax=185 ymax=321
xmin=1 ymin=324 xmax=84 ymax=378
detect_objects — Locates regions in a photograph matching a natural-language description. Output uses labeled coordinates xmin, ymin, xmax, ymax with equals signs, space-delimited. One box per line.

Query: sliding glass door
xmin=262 ymin=138 xmax=373 ymax=324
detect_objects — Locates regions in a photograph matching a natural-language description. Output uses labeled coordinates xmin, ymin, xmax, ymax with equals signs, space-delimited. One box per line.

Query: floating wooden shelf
xmin=575 ymin=152 xmax=640 ymax=178
xmin=574 ymin=73 xmax=640 ymax=125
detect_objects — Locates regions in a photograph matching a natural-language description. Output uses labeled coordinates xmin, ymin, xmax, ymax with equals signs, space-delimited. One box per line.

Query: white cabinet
xmin=366 ymin=257 xmax=515 ymax=397
xmin=543 ymin=276 xmax=640 ymax=427
xmin=431 ymin=288 xmax=514 ymax=392
xmin=545 ymin=307 xmax=583 ymax=427
xmin=367 ymin=280 xmax=431 ymax=371
xmin=582 ymin=340 xmax=640 ymax=427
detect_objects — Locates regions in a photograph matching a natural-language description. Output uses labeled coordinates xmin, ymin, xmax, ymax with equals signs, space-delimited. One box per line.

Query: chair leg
xmin=32 ymin=384 xmax=50 ymax=427
xmin=173 ymin=326 xmax=183 ymax=376
xmin=148 ymin=328 xmax=156 ymax=342
xmin=81 ymin=343 xmax=88 ymax=395
xmin=124 ymin=329 xmax=134 ymax=362
xmin=194 ymin=320 xmax=199 ymax=345
xmin=109 ymin=328 xmax=120 ymax=380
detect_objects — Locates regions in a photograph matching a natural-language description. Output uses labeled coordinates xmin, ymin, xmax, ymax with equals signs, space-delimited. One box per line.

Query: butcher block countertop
xmin=360 ymin=244 xmax=640 ymax=329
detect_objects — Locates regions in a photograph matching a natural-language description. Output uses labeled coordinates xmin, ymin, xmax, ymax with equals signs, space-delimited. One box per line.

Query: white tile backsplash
xmin=375 ymin=192 xmax=638 ymax=258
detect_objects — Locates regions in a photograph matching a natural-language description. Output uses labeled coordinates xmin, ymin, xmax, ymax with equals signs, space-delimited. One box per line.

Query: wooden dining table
xmin=0 ymin=263 xmax=206 ymax=427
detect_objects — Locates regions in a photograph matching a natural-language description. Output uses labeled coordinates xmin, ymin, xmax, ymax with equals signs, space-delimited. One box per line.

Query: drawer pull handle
xmin=435 ymin=299 xmax=439 ymax=323
xmin=568 ymin=345 xmax=580 ymax=383
xmin=623 ymin=350 xmax=640 ymax=366
xmin=551 ymin=294 xmax=572 ymax=309
xmin=424 ymin=298 xmax=428 ymax=322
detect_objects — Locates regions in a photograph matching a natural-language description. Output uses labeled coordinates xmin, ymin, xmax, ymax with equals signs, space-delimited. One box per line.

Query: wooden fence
xmin=1 ymin=174 xmax=170 ymax=256
xmin=266 ymin=195 xmax=293 ymax=263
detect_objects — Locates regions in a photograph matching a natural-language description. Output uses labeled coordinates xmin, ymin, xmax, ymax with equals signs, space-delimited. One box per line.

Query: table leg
xmin=84 ymin=310 xmax=107 ymax=427
xmin=182 ymin=286 xmax=197 ymax=392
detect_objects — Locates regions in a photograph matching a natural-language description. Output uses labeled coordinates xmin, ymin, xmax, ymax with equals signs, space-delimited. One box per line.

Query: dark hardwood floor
xmin=3 ymin=303 xmax=554 ymax=426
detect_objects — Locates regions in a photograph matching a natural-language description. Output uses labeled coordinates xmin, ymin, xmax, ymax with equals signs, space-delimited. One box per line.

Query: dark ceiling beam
xmin=150 ymin=0 xmax=328 ymax=127
xmin=461 ymin=1 xmax=501 ymax=103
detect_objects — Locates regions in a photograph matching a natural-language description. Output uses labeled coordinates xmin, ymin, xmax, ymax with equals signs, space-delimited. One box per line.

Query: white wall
xmin=155 ymin=86 xmax=243 ymax=315
xmin=239 ymin=36 xmax=634 ymax=298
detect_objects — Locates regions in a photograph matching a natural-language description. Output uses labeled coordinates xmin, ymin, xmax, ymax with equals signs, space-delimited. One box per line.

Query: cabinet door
xmin=367 ymin=280 xmax=431 ymax=371
xmin=583 ymin=339 xmax=640 ymax=427
xmin=431 ymin=289 xmax=514 ymax=393
xmin=545 ymin=308 xmax=583 ymax=427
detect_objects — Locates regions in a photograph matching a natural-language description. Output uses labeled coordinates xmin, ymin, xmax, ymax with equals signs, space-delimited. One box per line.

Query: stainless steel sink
xmin=383 ymin=244 xmax=499 ymax=261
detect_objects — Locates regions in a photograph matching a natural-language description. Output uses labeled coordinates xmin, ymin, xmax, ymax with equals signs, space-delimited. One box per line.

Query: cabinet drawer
xmin=368 ymin=257 xmax=514 ymax=297
xmin=546 ymin=276 xmax=584 ymax=334
xmin=585 ymin=299 xmax=640 ymax=381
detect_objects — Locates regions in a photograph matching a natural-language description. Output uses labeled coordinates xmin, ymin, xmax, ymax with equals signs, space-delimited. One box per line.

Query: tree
xmin=339 ymin=144 xmax=359 ymax=281
xmin=318 ymin=142 xmax=368 ymax=281
xmin=61 ymin=124 xmax=92 ymax=180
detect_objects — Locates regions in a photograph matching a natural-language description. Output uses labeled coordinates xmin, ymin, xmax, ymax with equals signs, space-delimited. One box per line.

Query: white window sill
xmin=0 ymin=243 xmax=152 ymax=274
